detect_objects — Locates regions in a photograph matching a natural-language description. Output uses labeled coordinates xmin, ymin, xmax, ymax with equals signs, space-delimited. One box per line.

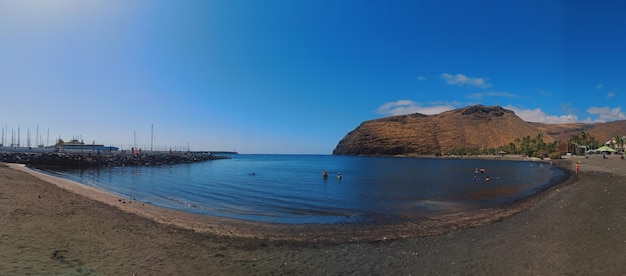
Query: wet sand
xmin=1 ymin=155 xmax=625 ymax=274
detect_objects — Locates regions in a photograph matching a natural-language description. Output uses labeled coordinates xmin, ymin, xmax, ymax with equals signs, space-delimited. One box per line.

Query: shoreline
xmin=9 ymin=157 xmax=573 ymax=243
xmin=2 ymin=155 xmax=625 ymax=274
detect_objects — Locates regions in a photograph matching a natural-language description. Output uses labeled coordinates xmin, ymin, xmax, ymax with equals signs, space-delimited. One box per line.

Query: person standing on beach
xmin=575 ymin=161 xmax=580 ymax=175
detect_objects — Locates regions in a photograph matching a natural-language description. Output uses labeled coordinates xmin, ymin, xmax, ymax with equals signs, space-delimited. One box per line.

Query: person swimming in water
xmin=322 ymin=170 xmax=328 ymax=179
xmin=337 ymin=172 xmax=342 ymax=180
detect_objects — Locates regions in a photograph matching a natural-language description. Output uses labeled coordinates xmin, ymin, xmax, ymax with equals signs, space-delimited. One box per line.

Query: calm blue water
xmin=41 ymin=154 xmax=566 ymax=224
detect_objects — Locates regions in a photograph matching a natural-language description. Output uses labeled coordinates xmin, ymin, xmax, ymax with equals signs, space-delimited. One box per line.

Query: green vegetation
xmin=447 ymin=132 xmax=602 ymax=159
xmin=567 ymin=132 xmax=599 ymax=155
xmin=505 ymin=133 xmax=559 ymax=158
xmin=445 ymin=131 xmax=626 ymax=158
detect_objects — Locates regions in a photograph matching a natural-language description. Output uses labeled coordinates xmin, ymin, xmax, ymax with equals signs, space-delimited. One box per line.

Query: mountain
xmin=531 ymin=120 xmax=626 ymax=145
xmin=332 ymin=105 xmax=626 ymax=156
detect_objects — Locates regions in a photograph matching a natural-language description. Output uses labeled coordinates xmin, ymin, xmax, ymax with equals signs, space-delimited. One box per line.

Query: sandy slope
xmin=0 ymin=155 xmax=625 ymax=275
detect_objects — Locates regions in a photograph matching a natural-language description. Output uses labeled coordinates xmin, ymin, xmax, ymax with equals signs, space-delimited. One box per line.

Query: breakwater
xmin=0 ymin=151 xmax=230 ymax=168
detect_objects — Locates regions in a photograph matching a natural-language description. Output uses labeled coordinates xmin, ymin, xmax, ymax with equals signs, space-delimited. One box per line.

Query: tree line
xmin=446 ymin=131 xmax=621 ymax=159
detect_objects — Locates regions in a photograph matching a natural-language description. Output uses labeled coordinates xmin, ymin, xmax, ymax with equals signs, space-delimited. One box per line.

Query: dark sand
xmin=1 ymin=156 xmax=625 ymax=275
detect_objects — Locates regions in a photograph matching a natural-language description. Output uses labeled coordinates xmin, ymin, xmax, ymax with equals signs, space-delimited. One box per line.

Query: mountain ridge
xmin=333 ymin=105 xmax=626 ymax=156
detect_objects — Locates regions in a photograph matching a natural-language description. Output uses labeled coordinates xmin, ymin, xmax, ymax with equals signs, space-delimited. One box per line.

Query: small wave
xmin=410 ymin=200 xmax=471 ymax=212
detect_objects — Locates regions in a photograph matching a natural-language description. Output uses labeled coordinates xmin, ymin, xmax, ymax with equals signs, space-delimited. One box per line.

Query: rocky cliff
xmin=333 ymin=105 xmax=551 ymax=156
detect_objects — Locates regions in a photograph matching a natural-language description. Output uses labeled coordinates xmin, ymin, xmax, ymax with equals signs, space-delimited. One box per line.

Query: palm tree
xmin=535 ymin=133 xmax=546 ymax=152
xmin=579 ymin=131 xmax=588 ymax=144
xmin=568 ymin=132 xmax=597 ymax=155
xmin=546 ymin=141 xmax=558 ymax=154
xmin=567 ymin=136 xmax=574 ymax=154
xmin=508 ymin=142 xmax=517 ymax=154
xmin=614 ymin=135 xmax=625 ymax=152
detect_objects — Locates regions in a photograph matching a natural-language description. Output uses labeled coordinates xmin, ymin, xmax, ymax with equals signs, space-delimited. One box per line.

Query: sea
xmin=39 ymin=154 xmax=566 ymax=224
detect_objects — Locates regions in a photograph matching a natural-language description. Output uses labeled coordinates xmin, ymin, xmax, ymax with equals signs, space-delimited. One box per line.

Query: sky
xmin=1 ymin=0 xmax=625 ymax=154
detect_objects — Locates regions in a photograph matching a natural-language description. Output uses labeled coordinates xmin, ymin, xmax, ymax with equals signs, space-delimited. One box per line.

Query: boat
xmin=47 ymin=139 xmax=119 ymax=152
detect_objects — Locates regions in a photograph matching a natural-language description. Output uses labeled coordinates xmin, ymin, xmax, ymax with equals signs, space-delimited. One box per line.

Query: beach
xmin=1 ymin=156 xmax=625 ymax=275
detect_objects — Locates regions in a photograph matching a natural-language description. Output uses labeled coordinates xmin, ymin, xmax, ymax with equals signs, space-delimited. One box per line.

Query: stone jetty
xmin=0 ymin=151 xmax=230 ymax=168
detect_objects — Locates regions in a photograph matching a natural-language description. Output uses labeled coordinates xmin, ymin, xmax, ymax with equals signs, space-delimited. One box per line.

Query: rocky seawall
xmin=0 ymin=151 xmax=230 ymax=168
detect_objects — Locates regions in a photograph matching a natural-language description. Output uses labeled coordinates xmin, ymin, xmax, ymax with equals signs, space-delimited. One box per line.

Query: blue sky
xmin=1 ymin=1 xmax=625 ymax=154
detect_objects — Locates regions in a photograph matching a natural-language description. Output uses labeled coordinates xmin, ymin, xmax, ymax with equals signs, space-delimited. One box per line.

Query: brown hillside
xmin=531 ymin=120 xmax=626 ymax=144
xmin=333 ymin=105 xmax=553 ymax=156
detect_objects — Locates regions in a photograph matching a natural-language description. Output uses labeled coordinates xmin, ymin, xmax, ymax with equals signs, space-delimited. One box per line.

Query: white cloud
xmin=440 ymin=73 xmax=491 ymax=88
xmin=377 ymin=102 xmax=626 ymax=123
xmin=377 ymin=100 xmax=455 ymax=116
xmin=468 ymin=91 xmax=519 ymax=100
xmin=416 ymin=76 xmax=427 ymax=81
xmin=596 ymin=84 xmax=604 ymax=90
xmin=587 ymin=106 xmax=626 ymax=122
xmin=504 ymin=105 xmax=579 ymax=124
xmin=506 ymin=105 xmax=626 ymax=124
xmin=607 ymin=91 xmax=615 ymax=98
xmin=539 ymin=90 xmax=553 ymax=97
